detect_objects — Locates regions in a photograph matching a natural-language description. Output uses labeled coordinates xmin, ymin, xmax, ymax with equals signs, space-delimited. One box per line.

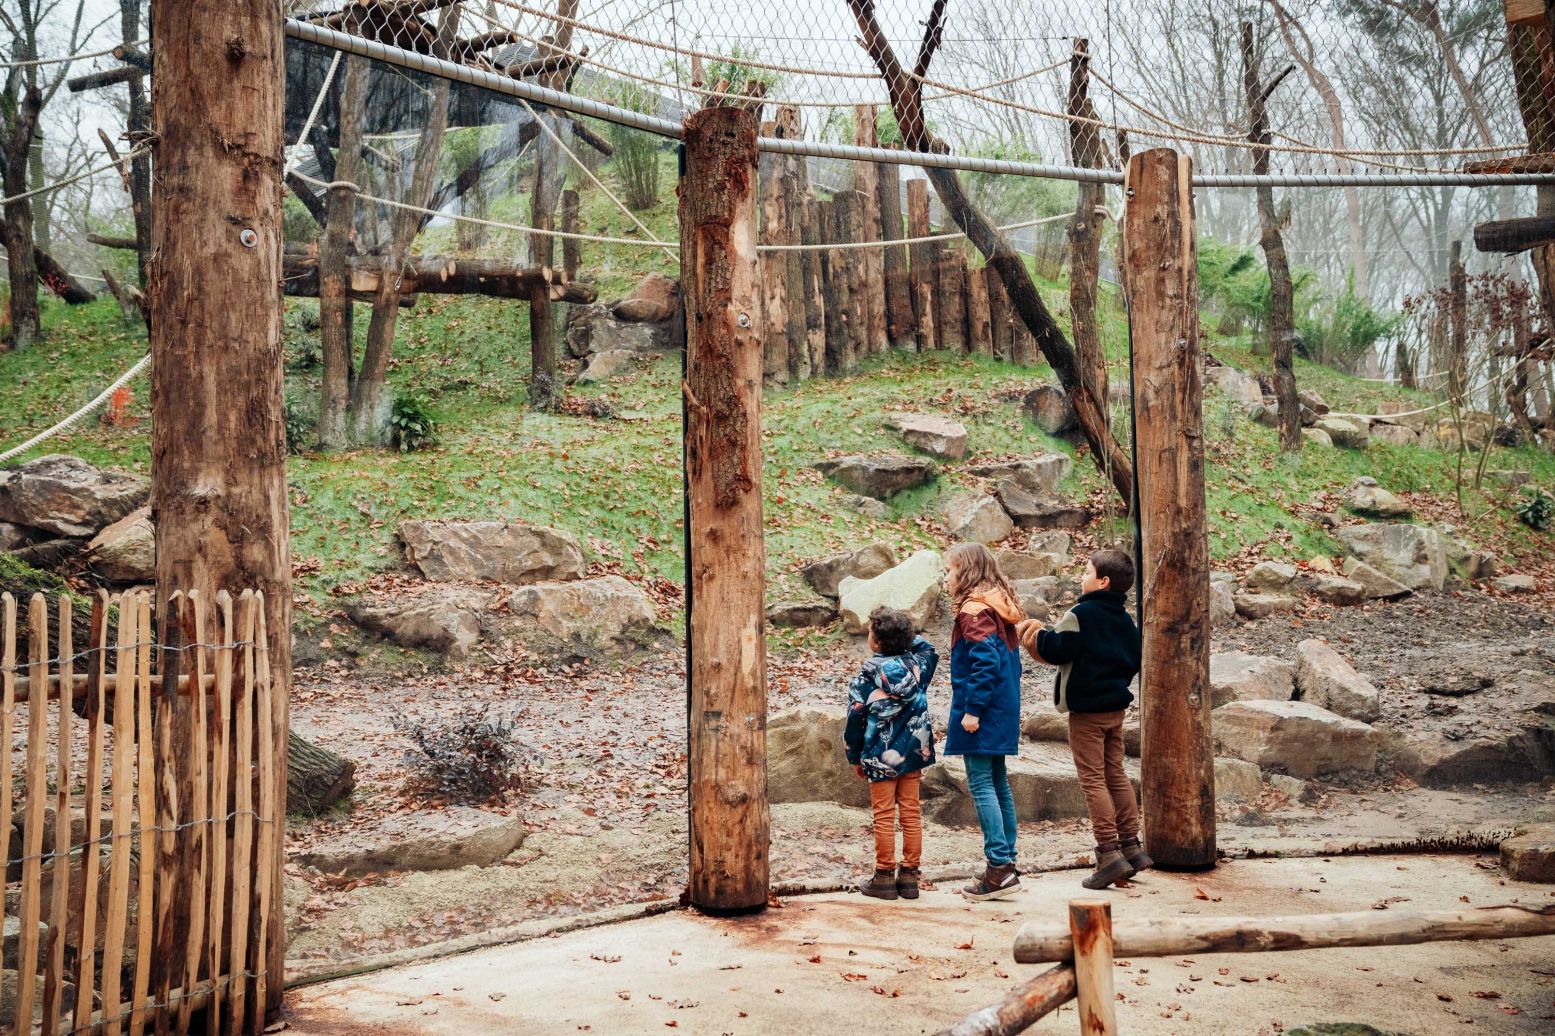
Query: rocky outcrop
xmin=994 ymin=482 xmax=1092 ymax=530
xmin=1205 ymin=364 xmax=1263 ymax=409
xmin=1212 ymin=700 xmax=1378 ymax=777
xmin=1335 ymin=523 xmax=1447 ymax=591
xmin=1308 ymin=574 xmax=1367 ymax=606
xmin=1294 ymin=639 xmax=1380 ymax=722
xmin=967 ymin=455 xmax=1072 ymax=495
xmin=942 ymin=492 xmax=1013 ymax=544
xmin=83 ymin=507 xmax=154 ymax=584
xmin=837 ymin=550 xmax=945 ymax=633
xmin=1314 ymin=416 xmax=1370 ymax=449
xmin=1209 ymin=651 xmax=1295 ymax=708
xmin=767 ymin=706 xmax=870 ymax=809
xmin=1023 ymin=385 xmax=1078 ymax=435
xmin=0 ymin=455 xmax=149 ymax=539
xmin=1501 ymin=825 xmax=1555 ymax=883
xmin=576 ymin=349 xmax=635 ymax=383
xmin=349 ymin=586 xmax=494 ymax=661
xmin=294 ymin=807 xmax=525 ymax=876
xmin=800 ymin=543 xmax=897 ymax=599
xmin=611 ymin=273 xmax=678 ymax=323
xmin=1233 ymin=592 xmax=1298 ymax=620
xmin=1214 ymin=757 xmax=1263 ymax=803
xmin=1246 ymin=561 xmax=1296 ymax=592
xmin=766 ymin=600 xmax=838 ymax=628
xmin=1023 ymin=711 xmax=1141 ymax=757
xmin=565 ymin=303 xmax=677 ymax=356
xmin=813 ymin=455 xmax=936 ymax=499
xmin=885 ymin=414 xmax=968 ymax=460
xmin=1340 ymin=558 xmax=1412 ymax=600
xmin=923 ymin=744 xmax=1138 ymax=826
xmin=1495 ymin=574 xmax=1538 ymax=594
xmin=1342 ymin=477 xmax=1410 ymax=519
xmin=1210 ymin=581 xmax=1237 ymax=627
xmin=498 ymin=576 xmax=669 ymax=659
xmin=399 ymin=520 xmax=586 ymax=585
xmin=995 ymin=549 xmax=1062 ymax=581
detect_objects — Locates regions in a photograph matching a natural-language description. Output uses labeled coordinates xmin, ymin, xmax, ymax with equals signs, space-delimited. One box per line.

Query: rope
xmin=757 ymin=211 xmax=1073 ymax=252
xmin=287 ymin=49 xmax=343 ymax=174
xmin=0 ymin=353 xmax=150 ymax=464
xmin=0 ymin=148 xmax=151 ymax=207
xmin=0 ymin=40 xmax=144 ymax=68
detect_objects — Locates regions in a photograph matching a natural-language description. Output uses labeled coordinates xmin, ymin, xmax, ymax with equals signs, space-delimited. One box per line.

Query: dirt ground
xmin=282 ymin=853 xmax=1555 ymax=1035
xmin=282 ymin=588 xmax=1555 ymax=973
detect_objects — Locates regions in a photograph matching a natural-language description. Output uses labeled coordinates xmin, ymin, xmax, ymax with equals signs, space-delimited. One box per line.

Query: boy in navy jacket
xmin=1019 ymin=548 xmax=1145 ymax=889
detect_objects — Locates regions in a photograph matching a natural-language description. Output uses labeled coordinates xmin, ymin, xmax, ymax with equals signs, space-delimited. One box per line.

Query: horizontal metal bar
xmin=283 ymin=19 xmax=1555 ymax=189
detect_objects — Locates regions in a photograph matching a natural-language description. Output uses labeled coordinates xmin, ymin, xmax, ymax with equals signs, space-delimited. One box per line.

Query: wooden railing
xmin=1 ymin=589 xmax=282 ymax=1036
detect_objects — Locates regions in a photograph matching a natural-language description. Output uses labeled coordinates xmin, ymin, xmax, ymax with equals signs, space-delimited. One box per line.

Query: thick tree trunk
xmin=34 ymin=248 xmax=96 ymax=303
xmin=1509 ymin=22 xmax=1555 ymax=325
xmin=681 ymin=105 xmax=768 ymax=913
xmin=123 ymin=0 xmax=152 ymax=287
xmin=1242 ymin=22 xmax=1300 ymax=453
xmin=986 ymin=264 xmax=1010 ymax=361
xmin=27 ymin=135 xmax=49 ymax=252
xmin=906 ymin=177 xmax=935 ymax=351
xmin=1124 ymin=148 xmax=1215 ymax=871
xmin=853 ymin=107 xmax=886 ymax=355
xmin=936 ymin=245 xmax=966 ymax=352
xmin=1448 ymin=240 xmax=1468 ymax=405
xmin=821 ymin=197 xmax=850 ymax=374
xmin=318 ymin=53 xmax=367 ymax=450
xmin=1 ymin=86 xmax=43 ymax=351
xmin=1067 ymin=39 xmax=1109 ymax=421
xmin=527 ymin=0 xmax=581 ymax=412
xmin=1507 ymin=301 xmax=1537 ymax=439
xmin=781 ymin=113 xmax=809 ymax=381
xmin=286 ymin=730 xmax=356 ymax=816
xmin=148 ymin=0 xmax=290 ymax=1012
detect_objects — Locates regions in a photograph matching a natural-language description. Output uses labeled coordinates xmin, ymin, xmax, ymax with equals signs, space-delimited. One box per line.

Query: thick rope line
xmin=288 ymin=49 xmax=343 ymax=174
xmin=0 ymin=353 xmax=150 ymax=464
xmin=0 ymin=148 xmax=150 ymax=207
xmin=0 ymin=40 xmax=144 ymax=68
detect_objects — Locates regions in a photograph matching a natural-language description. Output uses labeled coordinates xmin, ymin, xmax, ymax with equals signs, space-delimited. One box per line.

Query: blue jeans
xmin=963 ymin=754 xmax=1018 ymax=865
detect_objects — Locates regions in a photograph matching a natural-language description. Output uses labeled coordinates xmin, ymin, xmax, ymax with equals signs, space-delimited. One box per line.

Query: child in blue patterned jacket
xmin=844 ymin=605 xmax=939 ymax=902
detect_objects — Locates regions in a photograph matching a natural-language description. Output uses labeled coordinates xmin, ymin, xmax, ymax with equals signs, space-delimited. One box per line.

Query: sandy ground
xmin=282 ymin=853 xmax=1555 ymax=1035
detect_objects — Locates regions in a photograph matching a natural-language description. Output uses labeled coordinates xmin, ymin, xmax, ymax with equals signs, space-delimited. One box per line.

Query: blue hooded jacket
xmin=944 ymin=589 xmax=1025 ymax=757
xmin=843 ymin=635 xmax=939 ymax=781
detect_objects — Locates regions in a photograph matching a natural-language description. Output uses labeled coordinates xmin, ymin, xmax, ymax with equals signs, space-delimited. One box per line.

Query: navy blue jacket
xmin=944 ymin=592 xmax=1024 ymax=756
xmin=1033 ymin=590 xmax=1140 ymax=714
xmin=843 ymin=635 xmax=939 ymax=781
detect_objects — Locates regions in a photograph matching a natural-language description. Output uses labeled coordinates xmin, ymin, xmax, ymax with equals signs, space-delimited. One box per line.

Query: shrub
xmin=1297 ymin=274 xmax=1400 ymax=373
xmin=389 ymin=394 xmax=438 ymax=452
xmin=604 ymin=83 xmax=665 ymax=210
xmin=394 ymin=704 xmax=538 ymax=803
xmin=283 ymin=395 xmax=311 ymax=455
xmin=1517 ymin=486 xmax=1553 ymax=531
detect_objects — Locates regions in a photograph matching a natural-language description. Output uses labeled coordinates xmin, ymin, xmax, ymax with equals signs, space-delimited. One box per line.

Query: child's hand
xmin=854 ymin=764 xmax=865 ymax=779
xmin=961 ymin=714 xmax=980 ymax=734
xmin=1018 ymin=620 xmax=1044 ymax=652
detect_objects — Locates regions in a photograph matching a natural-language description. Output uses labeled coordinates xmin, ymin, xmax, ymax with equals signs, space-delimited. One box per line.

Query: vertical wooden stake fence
xmin=681 ymin=105 xmax=770 ymax=913
xmin=1124 ymin=148 xmax=1217 ymax=870
xmin=906 ymin=178 xmax=936 ymax=351
xmin=1069 ymin=900 xmax=1118 ymax=1036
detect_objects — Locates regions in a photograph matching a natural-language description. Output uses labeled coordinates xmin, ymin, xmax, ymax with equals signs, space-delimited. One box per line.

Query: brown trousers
xmin=868 ymin=771 xmax=923 ymax=871
xmin=1067 ymin=710 xmax=1139 ymax=847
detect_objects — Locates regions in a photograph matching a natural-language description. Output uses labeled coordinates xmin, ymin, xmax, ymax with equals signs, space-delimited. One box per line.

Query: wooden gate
xmin=1 ymin=589 xmax=282 ymax=1035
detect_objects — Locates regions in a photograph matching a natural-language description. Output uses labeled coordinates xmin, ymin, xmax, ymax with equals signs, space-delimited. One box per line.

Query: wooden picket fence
xmin=1 ymin=589 xmax=282 ymax=1036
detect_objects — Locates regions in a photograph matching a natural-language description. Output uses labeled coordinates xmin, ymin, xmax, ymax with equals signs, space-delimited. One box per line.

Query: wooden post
xmin=823 ymin=196 xmax=854 ymax=373
xmin=1069 ymin=900 xmax=1118 ymax=1036
xmin=877 ymin=151 xmax=913 ymax=349
xmin=1068 ymin=38 xmax=1111 ymax=421
xmin=1449 ymin=240 xmax=1469 ymax=403
xmin=967 ymin=264 xmax=993 ymax=356
xmin=853 ymin=107 xmax=887 ymax=355
xmin=839 ymin=191 xmax=864 ymax=370
xmin=680 ymin=105 xmax=770 ymax=913
xmin=800 ymin=196 xmax=826 ymax=377
xmin=777 ymin=108 xmax=810 ymax=381
xmin=1123 ymin=148 xmax=1216 ymax=870
xmin=758 ymin=117 xmax=790 ymax=384
xmin=148 ymin=0 xmax=291 ymax=1013
xmin=561 ymin=188 xmax=581 ymax=282
xmin=937 ymin=245 xmax=967 ymax=352
xmin=986 ymin=265 xmax=1011 ymax=361
xmin=906 ymin=178 xmax=936 ymax=350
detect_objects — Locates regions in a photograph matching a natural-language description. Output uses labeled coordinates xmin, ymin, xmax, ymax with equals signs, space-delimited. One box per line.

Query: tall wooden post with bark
xmin=906 ymin=178 xmax=935 ymax=350
xmin=1449 ymin=240 xmax=1468 ymax=404
xmin=853 ymin=106 xmax=887 ymax=355
xmin=1123 ymin=148 xmax=1216 ymax=871
xmin=877 ymin=150 xmax=914 ymax=349
xmin=681 ymin=105 xmax=769 ymax=913
xmin=1241 ymin=22 xmax=1300 ymax=453
xmin=148 ymin=0 xmax=290 ymax=1012
xmin=1068 ymin=39 xmax=1110 ymax=416
xmin=529 ymin=0 xmax=582 ymax=411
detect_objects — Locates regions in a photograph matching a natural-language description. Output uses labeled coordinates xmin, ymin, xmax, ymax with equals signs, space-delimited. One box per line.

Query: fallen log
xmin=282 ymin=253 xmax=597 ymax=304
xmin=35 ymin=248 xmax=96 ymax=303
xmin=67 ymin=64 xmax=145 ymax=93
xmin=289 ymin=729 xmax=357 ymax=816
xmin=112 ymin=45 xmax=151 ymax=70
xmin=87 ymin=233 xmax=139 ymax=250
xmin=503 ymin=45 xmax=587 ymax=81
xmin=937 ymin=964 xmax=1077 ymax=1036
xmin=1013 ymin=903 xmax=1555 ymax=964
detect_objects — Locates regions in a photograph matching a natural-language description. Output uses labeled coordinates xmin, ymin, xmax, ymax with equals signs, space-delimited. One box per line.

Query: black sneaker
xmin=858 ymin=868 xmax=899 ymax=900
xmin=961 ymin=862 xmax=1021 ymax=902
xmin=896 ymin=867 xmax=921 ymax=900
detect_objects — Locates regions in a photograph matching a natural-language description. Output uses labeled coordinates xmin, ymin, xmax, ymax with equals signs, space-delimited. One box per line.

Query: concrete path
xmin=284 ymin=854 xmax=1555 ymax=1035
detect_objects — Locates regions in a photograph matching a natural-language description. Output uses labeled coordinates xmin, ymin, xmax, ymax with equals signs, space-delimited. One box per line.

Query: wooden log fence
xmin=1 ymin=589 xmax=283 ymax=1035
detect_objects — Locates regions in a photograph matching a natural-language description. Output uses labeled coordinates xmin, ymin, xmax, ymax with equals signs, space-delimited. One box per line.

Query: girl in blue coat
xmin=943 ymin=543 xmax=1026 ymax=901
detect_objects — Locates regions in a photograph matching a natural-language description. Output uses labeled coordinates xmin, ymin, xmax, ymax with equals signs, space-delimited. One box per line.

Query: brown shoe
xmin=858 ymin=868 xmax=899 ymax=900
xmin=961 ymin=862 xmax=1021 ymax=902
xmin=1120 ymin=837 xmax=1153 ymax=874
xmin=896 ymin=867 xmax=921 ymax=900
xmin=1081 ymin=845 xmax=1134 ymax=890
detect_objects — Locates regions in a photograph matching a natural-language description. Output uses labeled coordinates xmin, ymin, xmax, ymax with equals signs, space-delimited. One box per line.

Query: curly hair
xmin=867 ymin=606 xmax=916 ymax=655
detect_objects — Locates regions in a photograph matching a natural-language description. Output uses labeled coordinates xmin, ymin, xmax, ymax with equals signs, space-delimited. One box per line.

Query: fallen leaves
xmin=1193 ymin=887 xmax=1222 ymax=903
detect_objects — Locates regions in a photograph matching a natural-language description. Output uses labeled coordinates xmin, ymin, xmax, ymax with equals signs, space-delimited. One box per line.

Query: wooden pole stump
xmin=1069 ymin=900 xmax=1118 ymax=1036
xmin=906 ymin=178 xmax=935 ymax=351
xmin=877 ymin=151 xmax=913 ymax=349
xmin=967 ymin=264 xmax=992 ymax=356
xmin=680 ymin=106 xmax=770 ymax=913
xmin=1123 ymin=148 xmax=1216 ymax=870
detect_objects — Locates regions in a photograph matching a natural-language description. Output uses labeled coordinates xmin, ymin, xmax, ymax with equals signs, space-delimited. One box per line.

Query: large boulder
xmin=942 ymin=492 xmax=1013 ymax=544
xmin=576 ymin=349 xmax=635 ymax=384
xmin=1210 ymin=581 xmax=1237 ymax=627
xmin=837 ymin=550 xmax=945 ymax=633
xmin=349 ymin=587 xmax=495 ymax=661
xmin=0 ymin=523 xmax=35 ymax=552
xmin=1215 ymin=757 xmax=1263 ymax=803
xmin=0 ymin=455 xmax=149 ymax=538
xmin=565 ymin=303 xmax=676 ymax=356
xmin=1340 ymin=558 xmax=1412 ymax=600
xmin=767 ymin=706 xmax=870 ymax=809
xmin=1301 ymin=427 xmax=1333 ymax=448
xmin=1307 ymin=574 xmax=1367 ymax=606
xmin=766 ymin=600 xmax=837 ymax=628
xmin=1246 ymin=561 xmax=1296 ymax=591
xmin=1315 ymin=416 xmax=1370 ymax=449
xmin=83 ymin=506 xmax=154 ymax=584
xmin=800 ymin=543 xmax=897 ymax=599
xmin=1342 ymin=477 xmax=1411 ymax=519
xmin=1205 ymin=364 xmax=1263 ymax=409
xmin=967 ymin=455 xmax=1072 ymax=495
xmin=813 ymin=455 xmax=936 ymax=499
xmin=1233 ymin=592 xmax=1298 ymax=620
xmin=1011 ymin=579 xmax=1055 ymax=622
xmin=1436 ymin=411 xmax=1495 ymax=451
xmin=1293 ymin=640 xmax=1380 ymax=722
xmin=400 ymin=520 xmax=585 ymax=584
xmin=1335 ymin=523 xmax=1447 ymax=591
xmin=1212 ymin=700 xmax=1378 ymax=777
xmin=294 ymin=807 xmax=525 ymax=876
xmin=885 ymin=414 xmax=968 ymax=460
xmin=1501 ymin=825 xmax=1555 ymax=883
xmin=611 ymin=273 xmax=678 ymax=323
xmin=498 ymin=576 xmax=669 ymax=659
xmin=1495 ymin=574 xmax=1538 ymax=594
xmin=1023 ymin=385 xmax=1077 ymax=435
xmin=923 ymin=744 xmax=1138 ymax=826
xmin=994 ymin=482 xmax=1092 ymax=530
xmin=1023 ymin=711 xmax=1141 ymax=757
xmin=1387 ymin=715 xmax=1555 ymax=788
xmin=995 ymin=549 xmax=1062 ymax=581
xmin=1209 ymin=651 xmax=1295 ymax=708
xmin=1371 ymin=423 xmax=1419 ymax=448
